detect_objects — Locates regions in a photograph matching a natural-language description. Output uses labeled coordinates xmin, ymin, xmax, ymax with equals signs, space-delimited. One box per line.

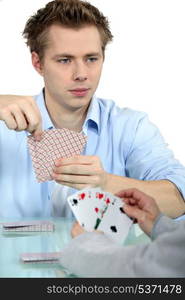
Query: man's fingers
xmin=22 ymin=101 xmax=42 ymax=135
xmin=0 ymin=96 xmax=43 ymax=135
xmin=52 ymin=173 xmax=99 ymax=185
xmin=13 ymin=110 xmax=28 ymax=131
xmin=53 ymin=164 xmax=102 ymax=176
xmin=2 ymin=108 xmax=28 ymax=132
xmin=30 ymin=121 xmax=43 ymax=141
xmin=0 ymin=109 xmax=18 ymax=130
xmin=55 ymin=155 xmax=98 ymax=166
xmin=33 ymin=129 xmax=43 ymax=141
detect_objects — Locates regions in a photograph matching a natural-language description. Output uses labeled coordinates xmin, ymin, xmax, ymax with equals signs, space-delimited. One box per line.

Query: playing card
xmin=98 ymin=194 xmax=133 ymax=244
xmin=67 ymin=188 xmax=108 ymax=231
xmin=86 ymin=188 xmax=110 ymax=229
xmin=27 ymin=128 xmax=87 ymax=182
xmin=20 ymin=252 xmax=61 ymax=263
xmin=67 ymin=188 xmax=133 ymax=243
xmin=2 ymin=220 xmax=55 ymax=232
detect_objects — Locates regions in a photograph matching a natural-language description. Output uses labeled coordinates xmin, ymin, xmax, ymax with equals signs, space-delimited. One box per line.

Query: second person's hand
xmin=115 ymin=188 xmax=161 ymax=236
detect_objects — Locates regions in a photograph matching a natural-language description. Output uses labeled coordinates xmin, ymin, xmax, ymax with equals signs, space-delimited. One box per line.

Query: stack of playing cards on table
xmin=67 ymin=188 xmax=133 ymax=244
xmin=27 ymin=128 xmax=87 ymax=182
xmin=12 ymin=221 xmax=60 ymax=264
xmin=20 ymin=252 xmax=62 ymax=264
xmin=2 ymin=220 xmax=55 ymax=232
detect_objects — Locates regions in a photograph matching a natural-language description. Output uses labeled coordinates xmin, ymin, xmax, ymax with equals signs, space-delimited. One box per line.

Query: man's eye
xmin=87 ymin=57 xmax=98 ymax=62
xmin=57 ymin=58 xmax=71 ymax=64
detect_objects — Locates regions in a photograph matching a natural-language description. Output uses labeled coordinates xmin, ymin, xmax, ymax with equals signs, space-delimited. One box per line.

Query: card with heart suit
xmin=67 ymin=188 xmax=133 ymax=243
xmin=67 ymin=188 xmax=108 ymax=231
xmin=27 ymin=128 xmax=87 ymax=182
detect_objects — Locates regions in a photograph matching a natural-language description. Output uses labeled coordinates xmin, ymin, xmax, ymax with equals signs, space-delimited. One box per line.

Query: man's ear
xmin=31 ymin=52 xmax=43 ymax=76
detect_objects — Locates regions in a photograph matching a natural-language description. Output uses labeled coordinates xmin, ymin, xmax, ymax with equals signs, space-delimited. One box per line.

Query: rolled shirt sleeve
xmin=124 ymin=112 xmax=185 ymax=199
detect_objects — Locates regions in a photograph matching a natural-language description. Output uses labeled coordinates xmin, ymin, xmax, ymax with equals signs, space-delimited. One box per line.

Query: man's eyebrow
xmin=85 ymin=52 xmax=102 ymax=57
xmin=53 ymin=54 xmax=74 ymax=59
xmin=53 ymin=52 xmax=102 ymax=59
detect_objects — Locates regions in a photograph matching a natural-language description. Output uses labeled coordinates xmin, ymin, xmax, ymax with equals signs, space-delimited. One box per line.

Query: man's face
xmin=35 ymin=24 xmax=104 ymax=111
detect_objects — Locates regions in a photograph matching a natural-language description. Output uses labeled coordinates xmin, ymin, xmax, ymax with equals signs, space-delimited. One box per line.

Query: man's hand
xmin=0 ymin=95 xmax=42 ymax=140
xmin=115 ymin=188 xmax=161 ymax=236
xmin=52 ymin=155 xmax=108 ymax=190
xmin=71 ymin=222 xmax=86 ymax=238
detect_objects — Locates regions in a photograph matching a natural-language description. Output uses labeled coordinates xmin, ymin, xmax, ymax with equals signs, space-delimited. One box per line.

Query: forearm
xmin=104 ymin=174 xmax=185 ymax=218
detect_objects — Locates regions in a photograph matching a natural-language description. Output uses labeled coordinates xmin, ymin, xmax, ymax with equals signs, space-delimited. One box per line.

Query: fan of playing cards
xmin=27 ymin=128 xmax=87 ymax=182
xmin=67 ymin=188 xmax=133 ymax=244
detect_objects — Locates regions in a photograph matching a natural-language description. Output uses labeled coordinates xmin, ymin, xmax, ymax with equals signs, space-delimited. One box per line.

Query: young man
xmin=59 ymin=188 xmax=185 ymax=277
xmin=0 ymin=0 xmax=185 ymax=218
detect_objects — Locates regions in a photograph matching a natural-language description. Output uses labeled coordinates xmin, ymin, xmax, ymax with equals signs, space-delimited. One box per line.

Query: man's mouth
xmin=69 ymin=88 xmax=90 ymax=97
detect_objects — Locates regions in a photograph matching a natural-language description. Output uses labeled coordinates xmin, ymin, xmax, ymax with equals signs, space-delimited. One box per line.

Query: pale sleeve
xmin=59 ymin=216 xmax=185 ymax=278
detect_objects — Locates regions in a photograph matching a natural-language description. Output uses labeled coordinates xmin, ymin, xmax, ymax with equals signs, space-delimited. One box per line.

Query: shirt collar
xmin=34 ymin=90 xmax=100 ymax=134
xmin=34 ymin=89 xmax=54 ymax=130
xmin=82 ymin=94 xmax=100 ymax=135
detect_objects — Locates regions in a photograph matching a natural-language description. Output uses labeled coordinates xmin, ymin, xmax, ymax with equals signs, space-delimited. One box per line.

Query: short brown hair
xmin=23 ymin=0 xmax=113 ymax=61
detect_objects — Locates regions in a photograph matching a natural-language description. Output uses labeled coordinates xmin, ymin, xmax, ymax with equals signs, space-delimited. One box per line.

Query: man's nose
xmin=73 ymin=62 xmax=88 ymax=81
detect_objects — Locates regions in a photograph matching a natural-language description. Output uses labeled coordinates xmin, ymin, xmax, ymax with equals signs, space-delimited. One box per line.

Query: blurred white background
xmin=0 ymin=0 xmax=185 ymax=164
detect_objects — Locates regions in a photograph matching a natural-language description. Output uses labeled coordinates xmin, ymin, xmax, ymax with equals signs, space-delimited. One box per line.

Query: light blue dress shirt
xmin=0 ymin=90 xmax=185 ymax=218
